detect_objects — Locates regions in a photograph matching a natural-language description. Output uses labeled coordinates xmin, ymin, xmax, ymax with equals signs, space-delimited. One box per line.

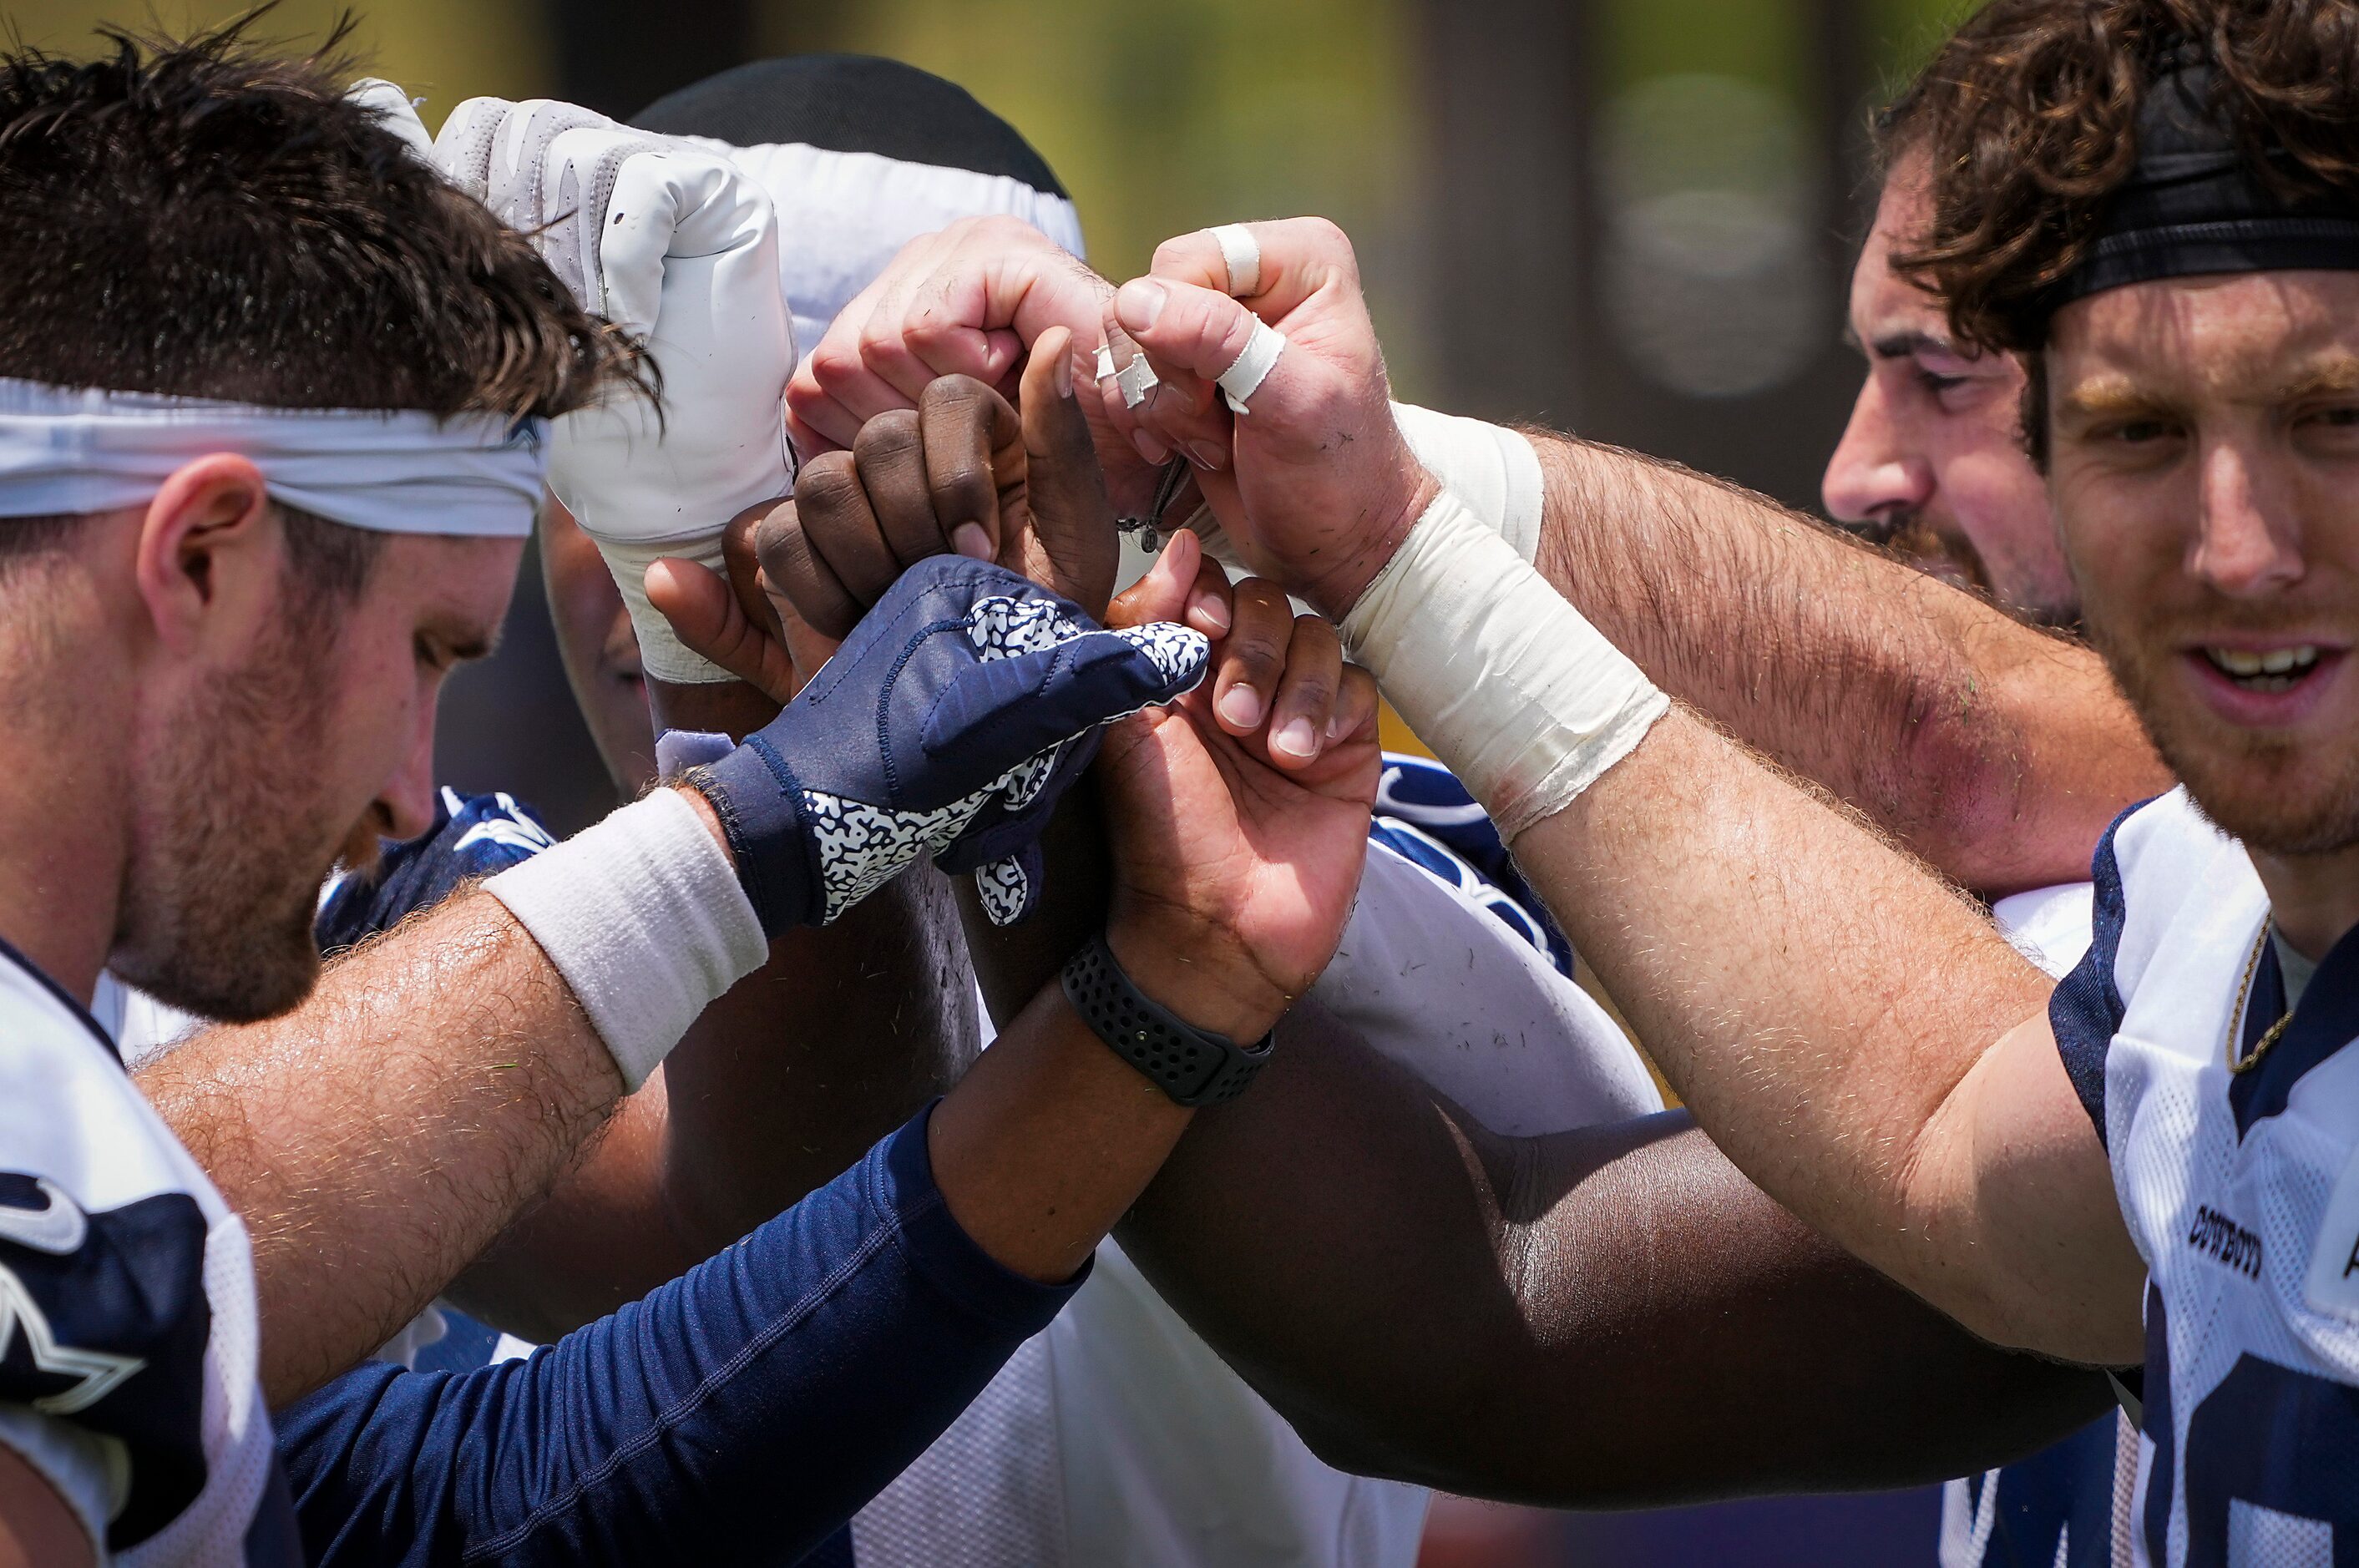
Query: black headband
xmin=2044 ymin=55 xmax=2359 ymax=317
xmin=630 ymin=53 xmax=1069 ymax=199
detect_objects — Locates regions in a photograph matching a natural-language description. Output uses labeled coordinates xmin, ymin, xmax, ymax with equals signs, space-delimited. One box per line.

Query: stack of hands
xmin=430 ymin=93 xmax=1395 ymax=1052
xmin=674 ymin=338 xmax=1385 ymax=1046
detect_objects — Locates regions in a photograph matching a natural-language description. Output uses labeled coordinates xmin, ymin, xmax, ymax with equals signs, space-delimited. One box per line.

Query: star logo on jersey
xmin=0 ymin=1261 xmax=144 ymax=1415
xmin=0 ymin=1178 xmax=87 ymax=1256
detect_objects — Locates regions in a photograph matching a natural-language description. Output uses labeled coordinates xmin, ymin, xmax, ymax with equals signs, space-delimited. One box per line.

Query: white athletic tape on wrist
xmin=0 ymin=379 xmax=547 ymax=538
xmin=1218 ymin=321 xmax=1288 ymax=415
xmin=587 ymin=532 xmax=734 ymax=685
xmin=486 ymin=788 xmax=767 ymax=1090
xmin=1212 ymin=223 xmax=1261 ymax=296
xmin=1391 ymin=402 xmax=1544 ymax=563
xmin=1341 ymin=492 xmax=1667 ymax=841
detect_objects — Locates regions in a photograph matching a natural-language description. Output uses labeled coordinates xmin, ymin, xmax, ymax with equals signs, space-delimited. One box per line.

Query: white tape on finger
xmin=1212 ymin=223 xmax=1261 ymax=297
xmin=1094 ymin=343 xmax=1118 ymax=383
xmin=1116 ymin=352 xmax=1160 ymax=409
xmin=1218 ymin=320 xmax=1288 ymax=415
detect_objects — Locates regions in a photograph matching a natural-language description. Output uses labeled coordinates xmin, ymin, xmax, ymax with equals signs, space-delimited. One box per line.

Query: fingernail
xmin=1273 ymin=717 xmax=1317 ymax=758
xmin=1188 ymin=588 xmax=1231 ymax=634
xmin=952 ymin=523 xmax=993 ymax=559
xmin=1055 ymin=348 xmax=1074 ymax=400
xmin=1132 ymin=429 xmax=1171 ymax=465
xmin=1325 ymin=710 xmax=1349 ymax=741
xmin=1116 ymin=279 xmax=1167 ymax=333
xmin=1187 ymin=439 xmax=1228 ymax=472
xmin=1218 ymin=685 xmax=1263 ymax=730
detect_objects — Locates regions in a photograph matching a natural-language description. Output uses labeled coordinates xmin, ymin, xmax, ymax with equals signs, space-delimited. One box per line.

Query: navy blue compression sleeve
xmin=276 ymin=1105 xmax=1079 ymax=1567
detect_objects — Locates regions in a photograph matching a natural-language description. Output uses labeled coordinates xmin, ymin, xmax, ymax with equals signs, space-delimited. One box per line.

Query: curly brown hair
xmin=1888 ymin=0 xmax=2359 ymax=356
xmin=0 ymin=10 xmax=644 ymax=420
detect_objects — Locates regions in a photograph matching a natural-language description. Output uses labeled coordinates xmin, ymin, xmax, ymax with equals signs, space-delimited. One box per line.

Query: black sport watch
xmin=1060 ymin=934 xmax=1273 ymax=1107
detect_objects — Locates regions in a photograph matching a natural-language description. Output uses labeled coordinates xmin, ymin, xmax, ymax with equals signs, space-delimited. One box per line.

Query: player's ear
xmin=133 ymin=453 xmax=278 ymax=658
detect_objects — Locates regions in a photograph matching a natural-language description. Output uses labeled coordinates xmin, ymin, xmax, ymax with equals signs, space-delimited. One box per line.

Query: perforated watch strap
xmin=1060 ymin=935 xmax=1273 ymax=1107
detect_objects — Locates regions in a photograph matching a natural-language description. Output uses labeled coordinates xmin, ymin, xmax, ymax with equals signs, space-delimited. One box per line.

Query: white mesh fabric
xmin=2098 ymin=790 xmax=2359 ymax=1565
xmin=850 ymin=1333 xmax=1065 ymax=1567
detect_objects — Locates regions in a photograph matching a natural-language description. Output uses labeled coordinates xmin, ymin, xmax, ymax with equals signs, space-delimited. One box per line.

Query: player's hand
xmin=786 ymin=216 xmax=1177 ymax=518
xmin=1111 ymin=218 xmax=1436 ymax=619
xmin=435 ymin=95 xmax=795 ymax=685
xmin=768 ymin=325 xmax=1131 ymax=630
xmin=642 ymin=495 xmax=816 ymax=706
xmin=697 ymin=556 xmax=1208 ymax=933
xmin=1094 ymin=530 xmax=1379 ymax=1042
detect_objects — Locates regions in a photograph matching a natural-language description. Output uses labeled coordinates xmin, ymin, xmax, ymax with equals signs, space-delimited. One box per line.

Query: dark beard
xmin=1850 ymin=508 xmax=2083 ymax=632
xmin=112 ymin=605 xmax=346 ymax=1023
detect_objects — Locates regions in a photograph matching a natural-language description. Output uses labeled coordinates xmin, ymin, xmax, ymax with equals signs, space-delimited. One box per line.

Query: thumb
xmin=919 ymin=622 xmax=1210 ymax=797
xmin=645 ymin=558 xmax=796 ymax=704
xmin=1107 ymin=525 xmax=1202 ymax=629
xmin=1016 ymin=324 xmax=1118 ymax=612
xmin=1112 ymin=278 xmax=1308 ymax=422
xmin=349 ymin=79 xmax=433 ymax=162
xmin=1113 ymin=278 xmax=1256 ymax=385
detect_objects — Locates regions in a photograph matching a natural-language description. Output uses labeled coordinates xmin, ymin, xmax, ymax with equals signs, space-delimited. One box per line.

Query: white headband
xmin=0 ymin=378 xmax=550 ymax=538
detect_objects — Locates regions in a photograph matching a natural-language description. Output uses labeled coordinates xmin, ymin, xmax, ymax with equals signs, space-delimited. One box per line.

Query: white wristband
xmin=1341 ymin=492 xmax=1667 ymax=840
xmin=591 ymin=533 xmax=733 ymax=685
xmin=1391 ymin=402 xmax=1545 ymax=563
xmin=485 ymin=788 xmax=768 ymax=1090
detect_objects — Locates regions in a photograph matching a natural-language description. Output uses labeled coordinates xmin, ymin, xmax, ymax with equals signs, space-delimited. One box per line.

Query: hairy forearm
xmin=139 ymin=891 xmax=623 ymax=1405
xmin=1120 ymin=1004 xmax=2109 ymax=1504
xmin=1526 ymin=432 xmax=2165 ymax=895
xmin=1511 ymin=710 xmax=2137 ymax=1355
xmin=448 ymin=870 xmax=979 ymax=1339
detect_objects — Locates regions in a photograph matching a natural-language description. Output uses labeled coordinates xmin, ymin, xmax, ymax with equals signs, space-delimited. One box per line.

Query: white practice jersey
xmin=0 ymin=942 xmax=294 ymax=1565
xmin=327 ymin=777 xmax=1657 ymax=1568
xmin=2051 ymin=787 xmax=2359 ymax=1566
xmin=851 ymin=832 xmax=1662 ymax=1568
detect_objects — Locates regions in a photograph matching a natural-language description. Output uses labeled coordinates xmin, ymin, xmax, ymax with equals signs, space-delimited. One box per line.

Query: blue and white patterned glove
xmin=693 ymin=556 xmax=1207 ymax=932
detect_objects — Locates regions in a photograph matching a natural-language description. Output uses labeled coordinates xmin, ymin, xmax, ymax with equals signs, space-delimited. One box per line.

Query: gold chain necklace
xmin=2227 ymin=920 xmax=2295 ymax=1075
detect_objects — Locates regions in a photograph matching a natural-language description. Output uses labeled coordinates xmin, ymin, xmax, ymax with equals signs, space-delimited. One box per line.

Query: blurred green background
xmin=3 ymin=3 xmax=1992 ymax=1560
xmin=6 ymin=0 xmax=1968 ymax=447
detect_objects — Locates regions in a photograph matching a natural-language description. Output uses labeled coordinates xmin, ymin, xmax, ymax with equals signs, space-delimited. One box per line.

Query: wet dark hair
xmin=0 ymin=10 xmax=640 ymax=413
xmin=0 ymin=11 xmax=643 ymax=586
xmin=1865 ymin=0 xmax=2359 ymax=467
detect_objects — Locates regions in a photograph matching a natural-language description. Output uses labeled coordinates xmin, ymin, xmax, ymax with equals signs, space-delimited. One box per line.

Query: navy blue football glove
xmin=691 ymin=556 xmax=1208 ymax=933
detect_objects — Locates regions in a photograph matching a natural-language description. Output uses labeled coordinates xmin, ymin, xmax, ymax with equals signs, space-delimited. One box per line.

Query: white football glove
xmin=661 ymin=133 xmax=1089 ymax=354
xmin=347 ymin=78 xmax=434 ymax=162
xmin=434 ymin=97 xmax=795 ymax=684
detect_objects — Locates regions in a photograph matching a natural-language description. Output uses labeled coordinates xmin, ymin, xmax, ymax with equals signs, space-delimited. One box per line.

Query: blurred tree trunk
xmin=1415 ymin=0 xmax=1876 ymax=513
xmin=1415 ymin=0 xmax=1595 ymax=432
